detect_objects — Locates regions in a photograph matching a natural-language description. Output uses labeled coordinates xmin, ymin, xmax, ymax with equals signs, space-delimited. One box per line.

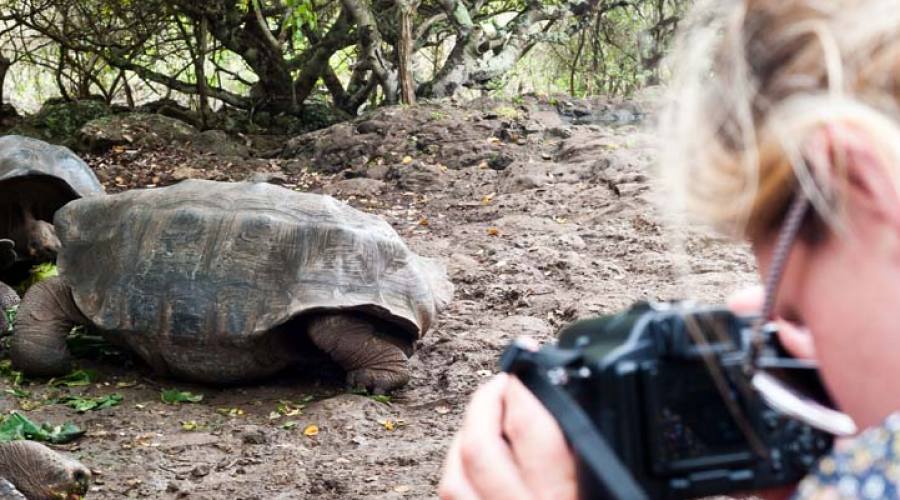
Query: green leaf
xmin=59 ymin=393 xmax=123 ymax=413
xmin=2 ymin=306 xmax=15 ymax=334
xmin=0 ymin=360 xmax=24 ymax=386
xmin=4 ymin=388 xmax=30 ymax=399
xmin=16 ymin=262 xmax=59 ymax=294
xmin=0 ymin=412 xmax=85 ymax=444
xmin=49 ymin=369 xmax=97 ymax=387
xmin=161 ymin=389 xmax=204 ymax=404
xmin=369 ymin=394 xmax=392 ymax=405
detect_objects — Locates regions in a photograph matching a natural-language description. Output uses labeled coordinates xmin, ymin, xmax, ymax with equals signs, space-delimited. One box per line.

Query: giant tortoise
xmin=0 ymin=135 xmax=104 ymax=266
xmin=0 ymin=440 xmax=91 ymax=500
xmin=12 ymin=180 xmax=452 ymax=392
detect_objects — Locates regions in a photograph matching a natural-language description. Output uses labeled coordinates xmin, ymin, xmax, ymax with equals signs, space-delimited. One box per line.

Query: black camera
xmin=500 ymin=301 xmax=834 ymax=499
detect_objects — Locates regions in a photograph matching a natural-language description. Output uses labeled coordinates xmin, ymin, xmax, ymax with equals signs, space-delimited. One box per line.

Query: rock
xmin=78 ymin=113 xmax=197 ymax=152
xmin=191 ymin=464 xmax=211 ymax=478
xmin=487 ymin=154 xmax=514 ymax=171
xmin=245 ymin=171 xmax=288 ymax=184
xmin=237 ymin=425 xmax=269 ymax=445
xmin=356 ymin=120 xmax=388 ymax=135
xmin=447 ymin=253 xmax=482 ymax=283
xmin=387 ymin=162 xmax=447 ymax=192
xmin=324 ymin=178 xmax=386 ymax=197
xmin=573 ymin=107 xmax=592 ymax=118
xmin=364 ymin=163 xmax=390 ymax=180
xmin=171 ymin=166 xmax=204 ymax=181
xmin=189 ymin=130 xmax=250 ymax=158
xmin=13 ymin=100 xmax=112 ymax=146
xmin=546 ymin=127 xmax=573 ymax=139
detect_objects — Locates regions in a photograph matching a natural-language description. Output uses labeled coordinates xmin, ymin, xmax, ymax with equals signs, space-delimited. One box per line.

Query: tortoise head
xmin=0 ymin=440 xmax=91 ymax=500
xmin=22 ymin=217 xmax=61 ymax=262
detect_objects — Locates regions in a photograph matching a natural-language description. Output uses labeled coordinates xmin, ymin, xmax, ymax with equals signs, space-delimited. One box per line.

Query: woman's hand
xmin=439 ymin=373 xmax=578 ymax=500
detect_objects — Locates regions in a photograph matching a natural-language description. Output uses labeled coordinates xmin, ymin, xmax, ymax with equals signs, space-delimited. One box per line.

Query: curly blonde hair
xmin=660 ymin=0 xmax=900 ymax=241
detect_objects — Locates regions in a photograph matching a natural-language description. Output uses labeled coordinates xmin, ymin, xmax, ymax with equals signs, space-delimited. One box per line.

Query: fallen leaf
xmin=481 ymin=193 xmax=495 ymax=205
xmin=303 ymin=424 xmax=319 ymax=436
xmin=401 ymin=156 xmax=413 ymax=165
xmin=160 ymin=389 xmax=203 ymax=404
xmin=181 ymin=420 xmax=206 ymax=431
xmin=380 ymin=419 xmax=396 ymax=431
xmin=487 ymin=227 xmax=499 ymax=236
xmin=216 ymin=407 xmax=244 ymax=417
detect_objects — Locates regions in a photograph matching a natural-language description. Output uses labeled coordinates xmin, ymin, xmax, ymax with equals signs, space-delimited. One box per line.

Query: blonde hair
xmin=660 ymin=0 xmax=900 ymax=241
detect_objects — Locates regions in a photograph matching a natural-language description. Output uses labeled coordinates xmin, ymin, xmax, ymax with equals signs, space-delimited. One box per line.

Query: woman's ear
xmin=804 ymin=123 xmax=900 ymax=228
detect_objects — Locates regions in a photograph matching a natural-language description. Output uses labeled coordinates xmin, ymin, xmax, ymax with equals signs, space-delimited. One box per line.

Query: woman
xmin=439 ymin=0 xmax=900 ymax=498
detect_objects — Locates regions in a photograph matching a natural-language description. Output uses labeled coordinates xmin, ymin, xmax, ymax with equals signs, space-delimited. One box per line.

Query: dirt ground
xmin=1 ymin=96 xmax=759 ymax=499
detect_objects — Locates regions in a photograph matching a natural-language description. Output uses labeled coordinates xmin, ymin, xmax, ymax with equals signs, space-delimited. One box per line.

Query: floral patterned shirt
xmin=794 ymin=413 xmax=900 ymax=499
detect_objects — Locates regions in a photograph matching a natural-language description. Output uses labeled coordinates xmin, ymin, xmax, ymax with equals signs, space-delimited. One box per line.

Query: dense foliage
xmin=0 ymin=0 xmax=689 ymax=118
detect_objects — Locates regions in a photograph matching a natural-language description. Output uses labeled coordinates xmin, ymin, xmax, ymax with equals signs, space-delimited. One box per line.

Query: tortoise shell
xmin=0 ymin=135 xmax=104 ymax=235
xmin=53 ymin=180 xmax=451 ymax=349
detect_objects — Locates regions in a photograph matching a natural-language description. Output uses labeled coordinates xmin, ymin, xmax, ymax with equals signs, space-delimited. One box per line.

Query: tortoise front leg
xmin=0 ymin=281 xmax=19 ymax=333
xmin=11 ymin=276 xmax=87 ymax=377
xmin=307 ymin=314 xmax=411 ymax=394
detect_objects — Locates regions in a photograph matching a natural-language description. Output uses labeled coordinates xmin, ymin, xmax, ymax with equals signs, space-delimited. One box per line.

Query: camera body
xmin=501 ymin=301 xmax=833 ymax=499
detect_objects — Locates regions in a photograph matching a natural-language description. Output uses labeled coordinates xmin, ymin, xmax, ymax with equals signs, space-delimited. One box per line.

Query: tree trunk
xmin=397 ymin=0 xmax=417 ymax=105
xmin=195 ymin=17 xmax=211 ymax=127
xmin=0 ymin=55 xmax=9 ymax=108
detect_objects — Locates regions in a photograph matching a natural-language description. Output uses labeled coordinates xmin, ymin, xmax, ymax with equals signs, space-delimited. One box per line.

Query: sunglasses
xmin=747 ymin=194 xmax=857 ymax=437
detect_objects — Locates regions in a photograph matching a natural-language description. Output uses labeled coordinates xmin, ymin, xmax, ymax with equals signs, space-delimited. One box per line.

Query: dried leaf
xmin=487 ymin=227 xmax=500 ymax=236
xmin=303 ymin=424 xmax=319 ymax=436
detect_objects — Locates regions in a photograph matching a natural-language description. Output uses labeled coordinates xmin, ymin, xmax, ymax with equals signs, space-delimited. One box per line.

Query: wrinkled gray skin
xmin=11 ymin=181 xmax=452 ymax=394
xmin=0 ymin=440 xmax=91 ymax=500
xmin=0 ymin=280 xmax=18 ymax=333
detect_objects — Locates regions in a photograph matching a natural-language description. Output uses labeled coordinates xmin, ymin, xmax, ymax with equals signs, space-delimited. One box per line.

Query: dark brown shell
xmin=0 ymin=135 xmax=104 ymax=231
xmin=54 ymin=180 xmax=452 ymax=346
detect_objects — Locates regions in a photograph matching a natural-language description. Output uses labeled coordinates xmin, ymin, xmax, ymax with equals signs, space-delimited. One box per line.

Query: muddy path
xmin=0 ymin=97 xmax=757 ymax=499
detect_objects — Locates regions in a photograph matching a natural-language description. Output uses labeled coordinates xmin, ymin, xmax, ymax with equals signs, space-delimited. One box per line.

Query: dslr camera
xmin=500 ymin=301 xmax=833 ymax=500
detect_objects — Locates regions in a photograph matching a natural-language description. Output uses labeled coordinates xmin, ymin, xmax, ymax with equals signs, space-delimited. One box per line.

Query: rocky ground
xmin=0 ymin=94 xmax=758 ymax=498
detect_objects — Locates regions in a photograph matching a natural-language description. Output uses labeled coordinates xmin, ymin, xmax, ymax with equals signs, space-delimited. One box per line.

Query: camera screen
xmin=648 ymin=362 xmax=751 ymax=470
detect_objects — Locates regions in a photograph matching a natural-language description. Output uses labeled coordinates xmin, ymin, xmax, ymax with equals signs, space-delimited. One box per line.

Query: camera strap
xmin=501 ymin=344 xmax=649 ymax=500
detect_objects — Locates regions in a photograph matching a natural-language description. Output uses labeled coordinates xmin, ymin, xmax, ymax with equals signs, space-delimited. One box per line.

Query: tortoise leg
xmin=307 ymin=314 xmax=411 ymax=393
xmin=11 ymin=276 xmax=87 ymax=377
xmin=0 ymin=281 xmax=19 ymax=333
xmin=0 ymin=440 xmax=91 ymax=500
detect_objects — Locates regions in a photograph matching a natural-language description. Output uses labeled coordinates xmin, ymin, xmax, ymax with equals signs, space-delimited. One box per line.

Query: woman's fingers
xmin=503 ymin=377 xmax=578 ymax=500
xmin=456 ymin=374 xmax=534 ymax=500
xmin=438 ymin=435 xmax=481 ymax=500
xmin=775 ymin=321 xmax=817 ymax=360
xmin=727 ymin=285 xmax=765 ymax=315
xmin=727 ymin=285 xmax=817 ymax=361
